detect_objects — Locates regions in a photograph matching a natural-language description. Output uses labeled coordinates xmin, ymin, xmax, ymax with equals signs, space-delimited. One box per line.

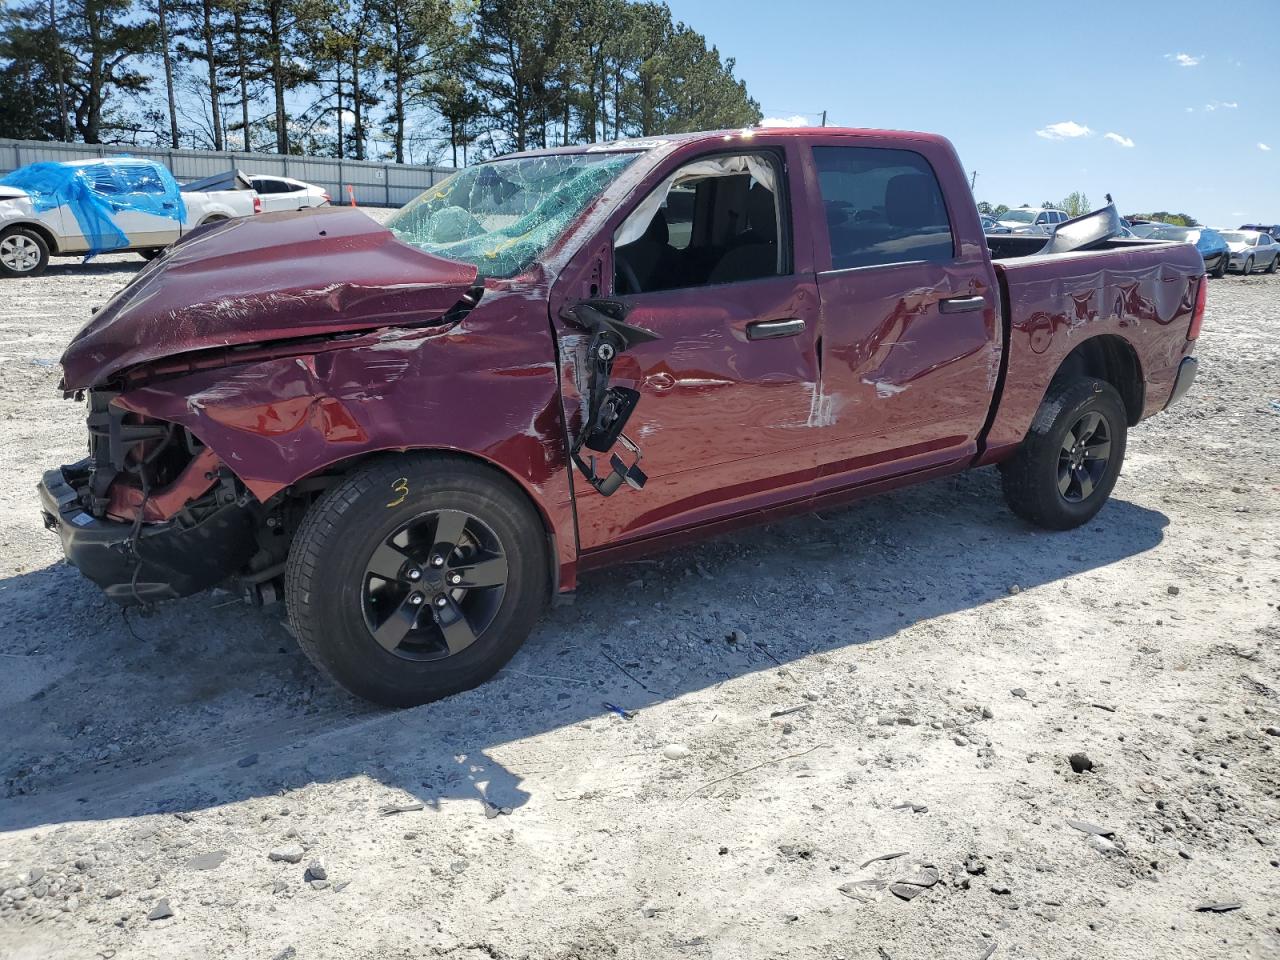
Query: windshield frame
xmin=386 ymin=150 xmax=645 ymax=280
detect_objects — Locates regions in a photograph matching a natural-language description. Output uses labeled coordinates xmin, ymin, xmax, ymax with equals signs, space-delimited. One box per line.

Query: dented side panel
xmin=982 ymin=244 xmax=1203 ymax=460
xmin=112 ymin=286 xmax=581 ymax=589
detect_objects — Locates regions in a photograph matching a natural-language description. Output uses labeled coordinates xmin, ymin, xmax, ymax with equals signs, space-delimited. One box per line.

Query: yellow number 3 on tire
xmin=387 ymin=477 xmax=409 ymax=508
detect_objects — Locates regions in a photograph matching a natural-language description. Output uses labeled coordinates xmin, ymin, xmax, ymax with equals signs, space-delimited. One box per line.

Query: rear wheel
xmin=1267 ymin=252 xmax=1278 ymax=274
xmin=138 ymin=247 xmax=163 ymax=261
xmin=285 ymin=454 xmax=548 ymax=707
xmin=0 ymin=227 xmax=49 ymax=278
xmin=1212 ymin=254 xmax=1228 ymax=278
xmin=1000 ymin=377 xmax=1128 ymax=531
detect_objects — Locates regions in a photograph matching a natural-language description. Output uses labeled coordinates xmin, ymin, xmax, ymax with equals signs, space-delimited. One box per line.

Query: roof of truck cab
xmin=492 ymin=127 xmax=952 ymax=161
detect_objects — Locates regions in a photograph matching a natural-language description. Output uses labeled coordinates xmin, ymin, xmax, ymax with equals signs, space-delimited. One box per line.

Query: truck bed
xmin=980 ymin=239 xmax=1205 ymax=462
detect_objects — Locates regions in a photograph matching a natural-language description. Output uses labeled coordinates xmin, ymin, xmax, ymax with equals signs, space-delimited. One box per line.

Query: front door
xmin=561 ymin=146 xmax=826 ymax=551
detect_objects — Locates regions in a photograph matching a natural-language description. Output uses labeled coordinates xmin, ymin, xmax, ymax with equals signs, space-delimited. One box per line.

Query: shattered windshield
xmin=387 ymin=152 xmax=640 ymax=278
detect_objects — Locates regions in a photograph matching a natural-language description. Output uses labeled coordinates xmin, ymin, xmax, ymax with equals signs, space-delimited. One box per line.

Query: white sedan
xmin=246 ymin=175 xmax=331 ymax=213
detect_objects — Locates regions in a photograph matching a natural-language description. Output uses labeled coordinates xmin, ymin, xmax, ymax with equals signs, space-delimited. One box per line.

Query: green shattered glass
xmin=387 ymin=152 xmax=639 ymax=279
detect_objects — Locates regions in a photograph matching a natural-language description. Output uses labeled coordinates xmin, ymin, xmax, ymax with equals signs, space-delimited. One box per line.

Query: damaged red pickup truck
xmin=39 ymin=127 xmax=1203 ymax=706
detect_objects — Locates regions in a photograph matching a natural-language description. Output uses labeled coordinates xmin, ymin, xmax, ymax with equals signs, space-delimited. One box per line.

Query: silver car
xmin=994 ymin=207 xmax=1070 ymax=236
xmin=1219 ymin=230 xmax=1280 ymax=275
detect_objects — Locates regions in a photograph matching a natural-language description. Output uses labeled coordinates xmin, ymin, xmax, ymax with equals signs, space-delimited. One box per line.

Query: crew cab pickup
xmin=37 ymin=127 xmax=1204 ymax=706
xmin=0 ymin=158 xmax=260 ymax=277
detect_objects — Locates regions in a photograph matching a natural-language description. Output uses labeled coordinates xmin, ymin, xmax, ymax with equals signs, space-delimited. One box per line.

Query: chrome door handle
xmin=746 ymin=317 xmax=805 ymax=340
xmin=939 ymin=295 xmax=986 ymax=314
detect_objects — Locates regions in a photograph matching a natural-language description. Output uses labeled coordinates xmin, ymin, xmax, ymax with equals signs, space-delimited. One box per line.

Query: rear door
xmin=804 ymin=137 xmax=1001 ymax=489
xmin=86 ymin=162 xmax=181 ymax=247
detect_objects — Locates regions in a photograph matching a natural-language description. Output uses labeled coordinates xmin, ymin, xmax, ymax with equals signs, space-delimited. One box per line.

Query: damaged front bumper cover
xmin=38 ymin=459 xmax=257 ymax=605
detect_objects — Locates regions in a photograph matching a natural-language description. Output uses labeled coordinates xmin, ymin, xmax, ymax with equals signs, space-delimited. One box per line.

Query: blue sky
xmin=665 ymin=0 xmax=1278 ymax=226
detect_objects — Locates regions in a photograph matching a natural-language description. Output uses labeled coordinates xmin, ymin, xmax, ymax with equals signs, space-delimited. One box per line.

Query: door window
xmin=811 ymin=146 xmax=954 ymax=270
xmin=613 ymin=152 xmax=786 ymax=294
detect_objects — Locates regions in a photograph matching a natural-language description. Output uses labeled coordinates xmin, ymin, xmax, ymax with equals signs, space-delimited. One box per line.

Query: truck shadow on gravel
xmin=0 ymin=467 xmax=1168 ymax=833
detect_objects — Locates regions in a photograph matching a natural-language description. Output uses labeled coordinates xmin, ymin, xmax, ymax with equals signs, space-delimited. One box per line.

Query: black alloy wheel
xmin=361 ymin=508 xmax=509 ymax=662
xmin=1057 ymin=411 xmax=1112 ymax=503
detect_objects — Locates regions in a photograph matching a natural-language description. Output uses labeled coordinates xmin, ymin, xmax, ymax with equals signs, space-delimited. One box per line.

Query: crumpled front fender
xmin=113 ymin=288 xmax=580 ymax=589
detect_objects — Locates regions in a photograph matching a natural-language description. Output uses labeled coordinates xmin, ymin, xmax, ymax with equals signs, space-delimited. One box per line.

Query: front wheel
xmin=285 ymin=454 xmax=548 ymax=707
xmin=999 ymin=377 xmax=1128 ymax=531
xmin=1242 ymin=256 xmax=1254 ymax=276
xmin=138 ymin=247 xmax=163 ymax=261
xmin=1212 ymin=254 xmax=1228 ymax=279
xmin=0 ymin=227 xmax=49 ymax=278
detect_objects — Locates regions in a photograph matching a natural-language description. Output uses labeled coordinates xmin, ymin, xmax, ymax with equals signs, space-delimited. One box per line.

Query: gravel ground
xmin=0 ymin=237 xmax=1277 ymax=960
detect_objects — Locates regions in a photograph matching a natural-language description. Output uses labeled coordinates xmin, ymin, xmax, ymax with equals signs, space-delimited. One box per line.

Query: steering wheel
xmin=615 ymin=252 xmax=642 ymax=295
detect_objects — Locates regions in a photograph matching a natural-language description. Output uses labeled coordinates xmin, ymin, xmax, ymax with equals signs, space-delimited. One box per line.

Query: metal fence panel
xmin=0 ymin=138 xmax=454 ymax=208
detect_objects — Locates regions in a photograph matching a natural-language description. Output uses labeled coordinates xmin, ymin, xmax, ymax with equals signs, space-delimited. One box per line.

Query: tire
xmin=1242 ymin=256 xmax=1253 ymax=276
xmin=1212 ymin=254 xmax=1228 ymax=279
xmin=138 ymin=247 xmax=163 ymax=261
xmin=0 ymin=227 xmax=50 ymax=278
xmin=999 ymin=377 xmax=1128 ymax=531
xmin=1266 ymin=253 xmax=1278 ymax=274
xmin=285 ymin=454 xmax=548 ymax=707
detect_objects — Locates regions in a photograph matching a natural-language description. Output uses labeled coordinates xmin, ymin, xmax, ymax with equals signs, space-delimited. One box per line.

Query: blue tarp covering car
xmin=0 ymin=159 xmax=187 ymax=259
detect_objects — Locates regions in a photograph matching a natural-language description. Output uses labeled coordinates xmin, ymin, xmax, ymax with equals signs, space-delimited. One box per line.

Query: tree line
xmin=0 ymin=0 xmax=762 ymax=165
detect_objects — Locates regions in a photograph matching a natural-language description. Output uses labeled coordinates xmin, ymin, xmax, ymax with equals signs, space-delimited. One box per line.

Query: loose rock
xmin=1068 ymin=752 xmax=1094 ymax=774
xmin=268 ymin=844 xmax=305 ymax=864
xmin=146 ymin=899 xmax=174 ymax=921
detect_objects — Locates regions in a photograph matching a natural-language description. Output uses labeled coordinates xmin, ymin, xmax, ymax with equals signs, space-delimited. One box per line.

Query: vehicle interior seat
xmin=615 ymin=208 xmax=678 ymax=291
xmin=708 ymin=183 xmax=779 ymax=284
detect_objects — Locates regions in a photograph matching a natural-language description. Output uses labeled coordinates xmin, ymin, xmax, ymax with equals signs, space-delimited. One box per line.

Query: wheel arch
xmin=1048 ymin=334 xmax=1144 ymax=425
xmin=1 ymin=219 xmax=59 ymax=254
xmin=294 ymin=445 xmax=567 ymax=598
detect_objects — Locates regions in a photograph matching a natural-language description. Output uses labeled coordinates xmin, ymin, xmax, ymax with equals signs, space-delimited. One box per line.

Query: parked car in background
xmin=980 ymin=213 xmax=1011 ymax=234
xmin=38 ymin=126 xmax=1205 ymax=706
xmin=1238 ymin=223 xmax=1280 ymax=241
xmin=1129 ymin=223 xmax=1231 ymax=277
xmin=0 ymin=158 xmax=259 ymax=277
xmin=1220 ymin=229 xmax=1280 ymax=274
xmin=994 ymin=206 xmax=1069 ymax=235
xmin=247 ymin=174 xmax=331 ymax=212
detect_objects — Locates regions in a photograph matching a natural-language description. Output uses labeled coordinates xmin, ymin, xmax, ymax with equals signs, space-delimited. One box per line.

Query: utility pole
xmin=820 ymin=110 xmax=827 ymax=127
xmin=969 ymin=169 xmax=978 ymax=191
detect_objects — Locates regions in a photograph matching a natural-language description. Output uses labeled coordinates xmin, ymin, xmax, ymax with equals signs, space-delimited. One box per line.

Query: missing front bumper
xmin=38 ymin=460 xmax=257 ymax=605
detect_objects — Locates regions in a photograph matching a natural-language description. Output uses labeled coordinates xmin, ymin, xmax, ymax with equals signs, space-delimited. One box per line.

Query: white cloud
xmin=1036 ymin=120 xmax=1092 ymax=140
xmin=1260 ymin=143 xmax=1273 ymax=152
xmin=1165 ymin=52 xmax=1202 ymax=67
xmin=1185 ymin=106 xmax=1195 ymax=113
xmin=1204 ymin=101 xmax=1238 ymax=112
xmin=1104 ymin=132 xmax=1135 ymax=148
xmin=759 ymin=115 xmax=810 ymax=128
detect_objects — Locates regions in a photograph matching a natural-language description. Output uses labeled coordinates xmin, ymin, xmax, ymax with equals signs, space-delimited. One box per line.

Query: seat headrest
xmin=642 ymin=207 xmax=669 ymax=245
xmin=885 ymin=174 xmax=938 ymax=229
xmin=747 ymin=183 xmax=776 ymax=237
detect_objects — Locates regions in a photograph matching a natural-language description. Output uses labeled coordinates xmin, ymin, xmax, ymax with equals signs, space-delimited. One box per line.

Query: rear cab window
xmin=811 ymin=145 xmax=955 ymax=270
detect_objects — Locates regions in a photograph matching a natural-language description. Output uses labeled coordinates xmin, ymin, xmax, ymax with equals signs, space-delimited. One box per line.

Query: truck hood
xmin=60 ymin=206 xmax=480 ymax=389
